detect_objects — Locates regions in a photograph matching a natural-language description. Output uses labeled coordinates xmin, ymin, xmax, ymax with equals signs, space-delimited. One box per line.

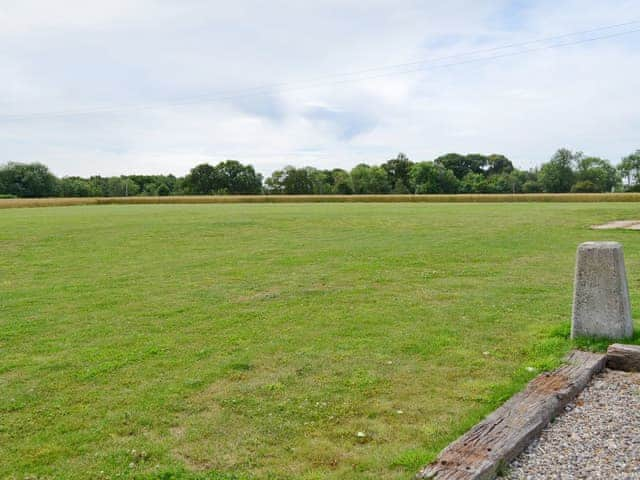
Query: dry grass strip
xmin=3 ymin=193 xmax=640 ymax=209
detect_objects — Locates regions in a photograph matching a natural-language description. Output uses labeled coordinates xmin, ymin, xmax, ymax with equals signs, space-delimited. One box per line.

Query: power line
xmin=81 ymin=20 xmax=640 ymax=107
xmin=2 ymin=21 xmax=640 ymax=121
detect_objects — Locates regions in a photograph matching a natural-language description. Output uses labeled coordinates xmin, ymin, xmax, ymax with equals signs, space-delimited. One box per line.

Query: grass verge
xmin=3 ymin=192 xmax=640 ymax=209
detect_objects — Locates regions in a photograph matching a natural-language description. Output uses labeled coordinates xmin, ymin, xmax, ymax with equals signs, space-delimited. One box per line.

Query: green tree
xmin=264 ymin=169 xmax=285 ymax=194
xmin=264 ymin=166 xmax=315 ymax=194
xmin=127 ymin=175 xmax=178 ymax=196
xmin=391 ymin=179 xmax=410 ymax=194
xmin=434 ymin=153 xmax=487 ymax=180
xmin=216 ymin=160 xmax=263 ymax=194
xmin=156 ymin=183 xmax=170 ymax=196
xmin=183 ymin=161 xmax=262 ymax=194
xmin=486 ymin=154 xmax=514 ymax=176
xmin=618 ymin=150 xmax=640 ymax=188
xmin=307 ymin=168 xmax=332 ymax=194
xmin=381 ymin=153 xmax=413 ymax=192
xmin=284 ymin=166 xmax=314 ymax=194
xmin=331 ymin=169 xmax=353 ymax=194
xmin=86 ymin=176 xmax=106 ymax=196
xmin=575 ymin=157 xmax=618 ymax=192
xmin=60 ymin=177 xmax=91 ymax=197
xmin=105 ymin=177 xmax=140 ymax=197
xmin=571 ymin=180 xmax=599 ymax=193
xmin=0 ymin=162 xmax=59 ymax=198
xmin=459 ymin=172 xmax=490 ymax=193
xmin=538 ymin=149 xmax=578 ymax=193
xmin=487 ymin=171 xmax=526 ymax=193
xmin=410 ymin=162 xmax=459 ymax=194
xmin=350 ymin=164 xmax=390 ymax=194
xmin=522 ymin=180 xmax=543 ymax=193
xmin=182 ymin=164 xmax=220 ymax=194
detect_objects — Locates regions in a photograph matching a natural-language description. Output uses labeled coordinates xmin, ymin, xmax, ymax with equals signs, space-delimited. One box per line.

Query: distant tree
xmin=465 ymin=154 xmax=489 ymax=174
xmin=318 ymin=169 xmax=335 ymax=191
xmin=350 ymin=164 xmax=390 ymax=194
xmin=264 ymin=169 xmax=285 ymax=194
xmin=0 ymin=162 xmax=59 ymax=198
xmin=60 ymin=177 xmax=91 ymax=197
xmin=183 ymin=161 xmax=262 ymax=194
xmin=522 ymin=180 xmax=543 ymax=193
xmin=459 ymin=172 xmax=489 ymax=193
xmin=306 ymin=168 xmax=332 ymax=194
xmin=502 ymin=170 xmax=528 ymax=193
xmin=105 ymin=177 xmax=140 ymax=197
xmin=264 ymin=166 xmax=315 ymax=194
xmin=459 ymin=171 xmax=520 ymax=194
xmin=164 ymin=174 xmax=178 ymax=192
xmin=381 ymin=153 xmax=413 ymax=192
xmin=331 ymin=169 xmax=353 ymax=194
xmin=486 ymin=154 xmax=514 ymax=176
xmin=6 ymin=149 xmax=630 ymax=199
xmin=575 ymin=157 xmax=618 ymax=192
xmin=539 ymin=149 xmax=579 ymax=193
xmin=391 ymin=179 xmax=410 ymax=194
xmin=618 ymin=150 xmax=640 ymax=188
xmin=156 ymin=183 xmax=170 ymax=196
xmin=140 ymin=182 xmax=158 ymax=196
xmin=434 ymin=153 xmax=486 ymax=179
xmin=85 ymin=176 xmax=106 ymax=196
xmin=492 ymin=171 xmax=528 ymax=193
xmin=127 ymin=174 xmax=177 ymax=196
xmin=183 ymin=164 xmax=219 ymax=194
xmin=571 ymin=180 xmax=600 ymax=193
xmin=286 ymin=166 xmax=315 ymax=194
xmin=216 ymin=160 xmax=263 ymax=194
xmin=410 ymin=162 xmax=459 ymax=194
xmin=173 ymin=177 xmax=187 ymax=195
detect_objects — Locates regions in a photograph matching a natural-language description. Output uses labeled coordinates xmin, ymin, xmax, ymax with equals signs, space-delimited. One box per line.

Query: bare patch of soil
xmin=591 ymin=220 xmax=640 ymax=230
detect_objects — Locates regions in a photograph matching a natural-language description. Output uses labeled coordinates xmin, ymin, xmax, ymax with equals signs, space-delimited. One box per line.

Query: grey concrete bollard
xmin=571 ymin=241 xmax=633 ymax=339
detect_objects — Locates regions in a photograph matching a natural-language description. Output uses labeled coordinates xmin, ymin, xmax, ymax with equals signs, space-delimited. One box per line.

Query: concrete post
xmin=571 ymin=241 xmax=633 ymax=339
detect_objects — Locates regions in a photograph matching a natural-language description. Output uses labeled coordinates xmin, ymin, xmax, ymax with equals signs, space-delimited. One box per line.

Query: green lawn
xmin=2 ymin=203 xmax=639 ymax=480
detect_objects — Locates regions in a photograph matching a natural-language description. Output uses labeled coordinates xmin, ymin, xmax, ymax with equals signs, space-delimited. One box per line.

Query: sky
xmin=1 ymin=0 xmax=640 ymax=177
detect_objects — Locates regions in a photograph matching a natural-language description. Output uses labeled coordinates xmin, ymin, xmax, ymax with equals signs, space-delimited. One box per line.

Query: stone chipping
xmin=506 ymin=369 xmax=640 ymax=480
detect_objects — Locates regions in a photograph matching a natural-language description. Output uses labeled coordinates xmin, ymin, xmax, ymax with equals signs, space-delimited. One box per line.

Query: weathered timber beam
xmin=607 ymin=343 xmax=640 ymax=372
xmin=416 ymin=351 xmax=606 ymax=480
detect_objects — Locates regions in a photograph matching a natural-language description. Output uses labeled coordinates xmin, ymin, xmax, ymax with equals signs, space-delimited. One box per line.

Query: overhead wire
xmin=2 ymin=21 xmax=639 ymax=121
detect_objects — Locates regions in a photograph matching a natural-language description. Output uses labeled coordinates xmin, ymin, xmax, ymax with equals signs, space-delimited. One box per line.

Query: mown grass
xmin=3 ymin=192 xmax=640 ymax=209
xmin=1 ymin=203 xmax=640 ymax=480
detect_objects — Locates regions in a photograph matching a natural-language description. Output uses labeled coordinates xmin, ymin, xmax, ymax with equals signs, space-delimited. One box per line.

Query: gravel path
xmin=506 ymin=369 xmax=640 ymax=480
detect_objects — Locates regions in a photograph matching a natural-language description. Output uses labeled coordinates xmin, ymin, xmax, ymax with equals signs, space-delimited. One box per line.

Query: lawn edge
xmin=416 ymin=350 xmax=606 ymax=480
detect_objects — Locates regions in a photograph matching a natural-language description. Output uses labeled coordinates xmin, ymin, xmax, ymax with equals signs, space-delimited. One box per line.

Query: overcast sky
xmin=1 ymin=1 xmax=640 ymax=177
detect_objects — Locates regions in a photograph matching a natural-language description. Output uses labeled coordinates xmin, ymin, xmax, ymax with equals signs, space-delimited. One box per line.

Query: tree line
xmin=1 ymin=148 xmax=639 ymax=198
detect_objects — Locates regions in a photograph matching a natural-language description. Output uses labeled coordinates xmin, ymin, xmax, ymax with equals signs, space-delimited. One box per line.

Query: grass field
xmin=2 ymin=203 xmax=640 ymax=480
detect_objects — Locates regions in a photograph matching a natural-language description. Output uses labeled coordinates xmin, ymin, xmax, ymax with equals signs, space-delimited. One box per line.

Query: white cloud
xmin=1 ymin=0 xmax=639 ymax=177
xmin=0 ymin=0 xmax=152 ymax=34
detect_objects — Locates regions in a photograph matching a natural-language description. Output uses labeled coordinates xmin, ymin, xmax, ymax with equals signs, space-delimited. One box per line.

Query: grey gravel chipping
xmin=506 ymin=369 xmax=640 ymax=480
